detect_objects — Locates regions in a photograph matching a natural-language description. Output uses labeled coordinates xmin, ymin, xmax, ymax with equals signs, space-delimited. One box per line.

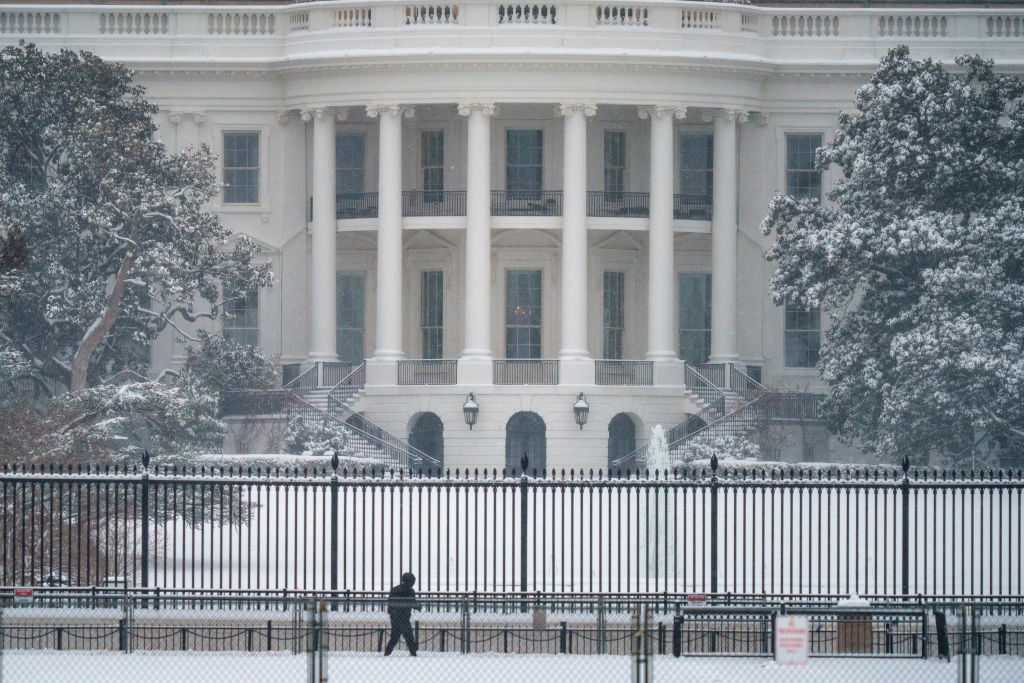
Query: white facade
xmin=6 ymin=1 xmax=1024 ymax=469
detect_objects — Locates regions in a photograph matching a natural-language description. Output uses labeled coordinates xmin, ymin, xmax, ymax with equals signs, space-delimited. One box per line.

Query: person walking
xmin=384 ymin=572 xmax=420 ymax=656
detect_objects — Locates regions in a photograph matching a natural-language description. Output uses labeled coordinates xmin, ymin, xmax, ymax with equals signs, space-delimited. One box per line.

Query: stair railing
xmin=286 ymin=392 xmax=440 ymax=472
xmin=326 ymin=362 xmax=366 ymax=417
xmin=283 ymin=362 xmax=318 ymax=391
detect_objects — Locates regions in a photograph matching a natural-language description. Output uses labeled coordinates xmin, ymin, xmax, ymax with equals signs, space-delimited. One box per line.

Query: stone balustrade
xmin=0 ymin=2 xmax=1021 ymax=65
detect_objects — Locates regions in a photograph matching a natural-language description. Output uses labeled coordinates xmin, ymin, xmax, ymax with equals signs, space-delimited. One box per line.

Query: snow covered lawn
xmin=4 ymin=650 xmax=1021 ymax=682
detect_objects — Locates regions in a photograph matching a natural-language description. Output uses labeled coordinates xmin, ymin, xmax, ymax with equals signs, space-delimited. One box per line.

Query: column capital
xmin=166 ymin=111 xmax=183 ymax=126
xmin=366 ymin=104 xmax=415 ymax=120
xmin=756 ymin=111 xmax=770 ymax=127
xmin=300 ymin=107 xmax=345 ymax=123
xmin=557 ymin=103 xmax=597 ymax=118
xmin=702 ymin=108 xmax=749 ymax=124
xmin=638 ymin=105 xmax=687 ymax=121
xmin=277 ymin=110 xmax=292 ymax=126
xmin=457 ymin=102 xmax=498 ymax=118
xmin=190 ymin=112 xmax=207 ymax=127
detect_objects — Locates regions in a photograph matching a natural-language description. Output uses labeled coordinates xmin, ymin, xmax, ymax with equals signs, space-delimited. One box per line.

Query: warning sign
xmin=13 ymin=588 xmax=33 ymax=606
xmin=775 ymin=615 xmax=809 ymax=666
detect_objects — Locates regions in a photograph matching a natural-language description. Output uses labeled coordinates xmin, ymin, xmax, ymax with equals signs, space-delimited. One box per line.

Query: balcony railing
xmin=586 ymin=191 xmax=649 ymax=218
xmin=595 ymin=359 xmax=653 ymax=386
xmin=402 ymin=190 xmax=466 ymax=217
xmin=494 ymin=359 xmax=559 ymax=385
xmin=491 ymin=190 xmax=562 ymax=217
xmin=336 ymin=192 xmax=378 ymax=219
xmin=222 ymin=389 xmax=291 ymax=416
xmin=398 ymin=359 xmax=458 ymax=385
xmin=673 ymin=194 xmax=712 ymax=221
xmin=762 ymin=392 xmax=826 ymax=421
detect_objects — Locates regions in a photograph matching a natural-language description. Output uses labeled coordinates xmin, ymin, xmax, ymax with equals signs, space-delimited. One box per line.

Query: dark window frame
xmin=223 ymin=131 xmax=260 ymax=204
xmin=505 ymin=269 xmax=542 ymax=359
xmin=421 ymin=270 xmax=444 ymax=359
xmin=602 ymin=271 xmax=625 ymax=360
xmin=785 ymin=133 xmax=824 ymax=201
xmin=678 ymin=272 xmax=712 ymax=365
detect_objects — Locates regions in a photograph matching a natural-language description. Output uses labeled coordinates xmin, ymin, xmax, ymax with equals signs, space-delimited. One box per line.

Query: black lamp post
xmin=573 ymin=392 xmax=589 ymax=430
xmin=463 ymin=393 xmax=479 ymax=430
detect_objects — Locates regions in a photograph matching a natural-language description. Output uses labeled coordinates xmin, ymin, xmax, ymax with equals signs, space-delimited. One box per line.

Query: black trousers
xmin=384 ymin=619 xmax=417 ymax=655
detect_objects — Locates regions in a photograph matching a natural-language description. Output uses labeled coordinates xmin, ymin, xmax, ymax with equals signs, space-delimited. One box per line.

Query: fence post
xmin=140 ymin=451 xmax=151 ymax=597
xmin=330 ymin=453 xmax=340 ymax=605
xmin=559 ymin=621 xmax=567 ymax=654
xmin=672 ymin=615 xmax=682 ymax=657
xmin=710 ymin=454 xmax=719 ymax=594
xmin=597 ymin=595 xmax=607 ymax=655
xmin=901 ymin=455 xmax=910 ymax=596
xmin=520 ymin=471 xmax=529 ymax=607
xmin=999 ymin=624 xmax=1007 ymax=655
xmin=462 ymin=599 xmax=471 ymax=654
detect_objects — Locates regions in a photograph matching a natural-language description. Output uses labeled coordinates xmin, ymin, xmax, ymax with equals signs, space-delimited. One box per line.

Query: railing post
xmin=330 ymin=452 xmax=340 ymax=606
xmin=520 ymin=472 xmax=529 ymax=608
xmin=140 ymin=450 xmax=151 ymax=598
xmin=901 ymin=455 xmax=910 ymax=596
xmin=710 ymin=454 xmax=719 ymax=594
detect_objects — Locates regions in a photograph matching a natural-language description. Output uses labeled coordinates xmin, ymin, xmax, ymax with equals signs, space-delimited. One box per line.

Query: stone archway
xmin=608 ymin=413 xmax=637 ymax=470
xmin=505 ymin=411 xmax=546 ymax=475
xmin=409 ymin=412 xmax=444 ymax=471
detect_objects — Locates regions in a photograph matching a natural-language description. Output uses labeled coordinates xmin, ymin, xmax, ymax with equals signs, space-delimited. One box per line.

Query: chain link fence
xmin=0 ymin=593 xmax=1021 ymax=681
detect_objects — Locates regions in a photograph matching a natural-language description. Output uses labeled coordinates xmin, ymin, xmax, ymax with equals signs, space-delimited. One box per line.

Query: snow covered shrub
xmin=762 ymin=46 xmax=1024 ymax=465
xmin=284 ymin=415 xmax=349 ymax=458
xmin=675 ymin=434 xmax=761 ymax=464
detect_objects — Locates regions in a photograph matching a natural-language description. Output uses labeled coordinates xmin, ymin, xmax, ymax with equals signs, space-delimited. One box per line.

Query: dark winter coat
xmin=387 ymin=582 xmax=420 ymax=623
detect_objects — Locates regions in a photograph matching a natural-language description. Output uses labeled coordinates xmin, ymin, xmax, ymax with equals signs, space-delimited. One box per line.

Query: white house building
xmin=4 ymin=0 xmax=1023 ymax=470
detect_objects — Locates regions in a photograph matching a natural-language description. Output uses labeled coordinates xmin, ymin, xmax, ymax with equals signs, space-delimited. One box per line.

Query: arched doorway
xmin=608 ymin=413 xmax=637 ymax=470
xmin=505 ymin=412 xmax=546 ymax=475
xmin=409 ymin=412 xmax=444 ymax=471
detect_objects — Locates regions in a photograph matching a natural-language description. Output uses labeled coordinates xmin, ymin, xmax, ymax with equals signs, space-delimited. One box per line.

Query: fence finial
xmin=331 ymin=450 xmax=339 ymax=473
xmin=710 ymin=453 xmax=719 ymax=473
xmin=902 ymin=453 xmax=910 ymax=476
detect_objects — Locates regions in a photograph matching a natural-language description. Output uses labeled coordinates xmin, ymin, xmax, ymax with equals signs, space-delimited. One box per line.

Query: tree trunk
xmin=69 ymin=254 xmax=135 ymax=392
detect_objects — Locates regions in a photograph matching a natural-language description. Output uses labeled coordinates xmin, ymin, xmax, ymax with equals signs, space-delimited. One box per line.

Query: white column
xmin=557 ymin=103 xmax=596 ymax=384
xmin=640 ymin=106 xmax=686 ymax=382
xmin=303 ymin=108 xmax=338 ymax=362
xmin=367 ymin=105 xmax=413 ymax=369
xmin=709 ymin=109 xmax=745 ymax=363
xmin=457 ymin=103 xmax=496 ymax=384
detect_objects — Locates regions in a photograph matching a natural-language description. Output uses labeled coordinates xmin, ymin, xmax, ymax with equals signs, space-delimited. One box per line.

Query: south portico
xmin=296 ymin=100 xmax=749 ymax=389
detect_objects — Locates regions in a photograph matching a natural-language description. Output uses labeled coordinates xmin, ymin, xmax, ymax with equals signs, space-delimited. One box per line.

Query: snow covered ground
xmin=4 ymin=651 xmax=1021 ymax=683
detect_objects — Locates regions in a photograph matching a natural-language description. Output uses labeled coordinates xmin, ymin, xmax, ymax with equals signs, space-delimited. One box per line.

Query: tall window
xmin=678 ymin=131 xmax=713 ymax=219
xmin=336 ymin=273 xmax=365 ymax=365
xmin=603 ymin=131 xmax=626 ymax=198
xmin=679 ymin=273 xmax=712 ymax=365
xmin=506 ymin=130 xmax=543 ymax=197
xmin=786 ymin=133 xmax=823 ymax=200
xmin=223 ymin=132 xmax=259 ymax=204
xmin=421 ymin=131 xmax=444 ymax=199
xmin=223 ymin=289 xmax=259 ymax=347
xmin=784 ymin=303 xmax=821 ymax=368
xmin=336 ymin=133 xmax=366 ymax=196
xmin=603 ymin=271 xmax=625 ymax=359
xmin=506 ymin=270 xmax=542 ymax=359
xmin=421 ymin=271 xmax=444 ymax=359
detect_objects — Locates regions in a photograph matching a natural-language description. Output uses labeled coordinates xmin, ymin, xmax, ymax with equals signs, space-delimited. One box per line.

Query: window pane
xmin=421 ymin=131 xmax=444 ymax=192
xmin=604 ymin=131 xmax=626 ymax=195
xmin=336 ymin=273 xmax=366 ymax=364
xmin=336 ymin=134 xmax=366 ymax=195
xmin=603 ymin=271 xmax=625 ymax=359
xmin=679 ymin=274 xmax=712 ymax=364
xmin=786 ymin=134 xmax=823 ymax=200
xmin=223 ymin=288 xmax=259 ymax=348
xmin=421 ymin=271 xmax=444 ymax=358
xmin=223 ymin=132 xmax=259 ymax=204
xmin=506 ymin=130 xmax=543 ymax=193
xmin=506 ymin=270 xmax=542 ymax=359
xmin=784 ymin=302 xmax=821 ymax=367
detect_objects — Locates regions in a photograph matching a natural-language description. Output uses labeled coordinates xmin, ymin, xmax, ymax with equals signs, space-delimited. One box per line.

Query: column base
xmin=651 ymin=358 xmax=685 ymax=387
xmin=457 ymin=356 xmax=494 ymax=385
xmin=558 ymin=356 xmax=595 ymax=385
xmin=364 ymin=357 xmax=398 ymax=386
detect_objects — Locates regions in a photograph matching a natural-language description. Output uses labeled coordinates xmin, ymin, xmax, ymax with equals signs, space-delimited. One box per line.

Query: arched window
xmin=608 ymin=413 xmax=637 ymax=470
xmin=505 ymin=412 xmax=546 ymax=475
xmin=409 ymin=412 xmax=444 ymax=472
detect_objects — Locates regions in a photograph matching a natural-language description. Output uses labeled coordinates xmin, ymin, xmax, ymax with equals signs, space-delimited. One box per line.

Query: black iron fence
xmin=397 ymin=359 xmax=458 ymax=385
xmin=335 ymin=192 xmax=378 ymax=219
xmin=491 ymin=190 xmax=562 ymax=216
xmin=586 ymin=191 xmax=649 ymax=218
xmin=493 ymin=359 xmax=559 ymax=385
xmin=402 ymin=190 xmax=467 ymax=217
xmin=673 ymin=194 xmax=712 ymax=220
xmin=595 ymin=360 xmax=654 ymax=386
xmin=1 ymin=460 xmax=1022 ymax=599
